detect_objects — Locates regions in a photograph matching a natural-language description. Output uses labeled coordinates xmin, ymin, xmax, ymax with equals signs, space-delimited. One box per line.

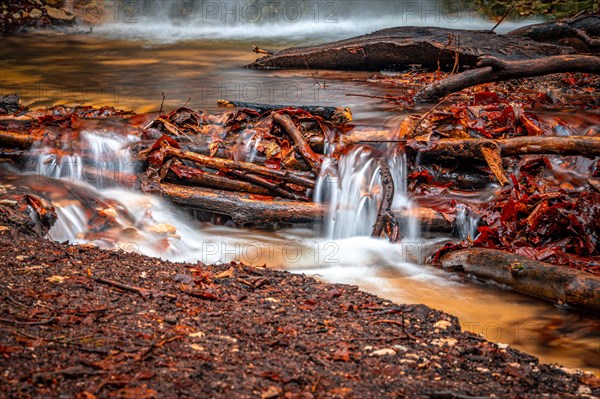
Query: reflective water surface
xmin=1 ymin=19 xmax=599 ymax=373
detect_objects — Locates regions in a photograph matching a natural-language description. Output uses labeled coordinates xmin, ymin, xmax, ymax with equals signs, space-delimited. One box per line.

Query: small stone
xmin=433 ymin=320 xmax=452 ymax=330
xmin=29 ymin=8 xmax=43 ymax=18
xmin=0 ymin=199 xmax=17 ymax=207
xmin=164 ymin=315 xmax=177 ymax=324
xmin=261 ymin=386 xmax=282 ymax=399
xmin=578 ymin=385 xmax=592 ymax=395
xmin=497 ymin=343 xmax=509 ymax=349
xmin=190 ymin=344 xmax=204 ymax=352
xmin=47 ymin=275 xmax=66 ymax=284
xmin=189 ymin=331 xmax=205 ymax=338
xmin=370 ymin=348 xmax=397 ymax=356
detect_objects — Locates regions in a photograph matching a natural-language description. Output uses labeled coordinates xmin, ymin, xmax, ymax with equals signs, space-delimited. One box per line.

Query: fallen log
xmin=0 ymin=130 xmax=36 ymax=149
xmin=440 ymin=248 xmax=600 ymax=313
xmin=415 ymin=55 xmax=600 ymax=101
xmin=415 ymin=136 xmax=600 ymax=161
xmin=246 ymin=26 xmax=573 ymax=71
xmin=507 ymin=15 xmax=600 ymax=53
xmin=273 ymin=113 xmax=323 ymax=175
xmin=160 ymin=183 xmax=323 ymax=226
xmin=164 ymin=170 xmax=273 ymax=196
xmin=165 ymin=147 xmax=317 ymax=189
xmin=217 ymin=100 xmax=352 ymax=124
xmin=160 ymin=183 xmax=451 ymax=231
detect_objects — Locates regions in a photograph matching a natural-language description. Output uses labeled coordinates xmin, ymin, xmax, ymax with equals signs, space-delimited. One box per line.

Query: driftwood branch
xmin=415 ymin=55 xmax=600 ymax=101
xmin=372 ymin=159 xmax=401 ymax=242
xmin=160 ymin=183 xmax=450 ymax=231
xmin=273 ymin=113 xmax=323 ymax=175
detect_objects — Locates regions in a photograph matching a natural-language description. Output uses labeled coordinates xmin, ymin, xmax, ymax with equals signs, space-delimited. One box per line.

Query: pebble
xmin=370 ymin=348 xmax=397 ymax=356
xmin=433 ymin=320 xmax=452 ymax=330
xmin=164 ymin=315 xmax=177 ymax=324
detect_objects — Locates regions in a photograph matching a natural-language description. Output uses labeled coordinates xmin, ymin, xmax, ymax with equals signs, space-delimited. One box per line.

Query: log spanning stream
xmin=1 ymin=20 xmax=599 ymax=373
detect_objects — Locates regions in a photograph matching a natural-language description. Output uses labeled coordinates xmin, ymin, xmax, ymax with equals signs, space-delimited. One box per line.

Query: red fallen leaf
xmin=515 ymin=246 xmax=536 ymax=258
xmin=111 ymin=384 xmax=157 ymax=399
xmin=150 ymin=134 xmax=180 ymax=151
xmin=473 ymin=91 xmax=500 ymax=105
xmin=264 ymin=158 xmax=281 ymax=170
xmin=332 ymin=342 xmax=352 ymax=362
xmin=519 ymin=112 xmax=545 ymax=136
xmin=535 ymin=92 xmax=554 ymax=105
xmin=562 ymin=74 xmax=577 ymax=86
xmin=408 ymin=169 xmax=433 ymax=183
xmin=170 ymin=163 xmax=203 ymax=179
xmin=208 ymin=139 xmax=222 ymax=157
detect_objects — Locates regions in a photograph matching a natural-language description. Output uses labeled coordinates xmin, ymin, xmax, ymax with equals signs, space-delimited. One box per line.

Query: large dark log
xmin=0 ymin=130 xmax=36 ymax=149
xmin=415 ymin=55 xmax=600 ymax=101
xmin=246 ymin=26 xmax=573 ymax=71
xmin=160 ymin=183 xmax=324 ymax=226
xmin=440 ymin=248 xmax=600 ymax=313
xmin=160 ymin=183 xmax=451 ymax=231
xmin=218 ymin=100 xmax=352 ymax=124
xmin=416 ymin=136 xmax=600 ymax=162
xmin=507 ymin=15 xmax=600 ymax=53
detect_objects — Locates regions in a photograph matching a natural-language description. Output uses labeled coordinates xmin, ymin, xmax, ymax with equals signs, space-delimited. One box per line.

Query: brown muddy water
xmin=0 ymin=31 xmax=598 ymax=374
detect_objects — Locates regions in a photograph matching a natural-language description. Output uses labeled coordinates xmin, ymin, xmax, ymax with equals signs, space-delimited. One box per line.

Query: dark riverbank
xmin=0 ymin=202 xmax=598 ymax=398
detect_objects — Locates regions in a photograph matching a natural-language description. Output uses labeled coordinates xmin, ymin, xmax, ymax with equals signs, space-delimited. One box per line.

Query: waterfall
xmin=89 ymin=1 xmax=534 ymax=43
xmin=314 ymin=145 xmax=420 ymax=241
xmin=455 ymin=204 xmax=478 ymax=241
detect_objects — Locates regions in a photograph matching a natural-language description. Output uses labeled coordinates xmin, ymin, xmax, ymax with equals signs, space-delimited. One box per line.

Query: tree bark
xmin=160 ymin=183 xmax=324 ymax=226
xmin=415 ymin=136 xmax=600 ymax=161
xmin=246 ymin=26 xmax=573 ymax=71
xmin=218 ymin=100 xmax=352 ymax=124
xmin=165 ymin=148 xmax=317 ymax=189
xmin=160 ymin=183 xmax=451 ymax=231
xmin=440 ymin=248 xmax=600 ymax=313
xmin=415 ymin=55 xmax=600 ymax=102
xmin=0 ymin=130 xmax=36 ymax=149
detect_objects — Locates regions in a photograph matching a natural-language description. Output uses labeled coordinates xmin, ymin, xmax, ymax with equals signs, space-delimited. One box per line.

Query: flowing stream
xmin=1 ymin=1 xmax=598 ymax=373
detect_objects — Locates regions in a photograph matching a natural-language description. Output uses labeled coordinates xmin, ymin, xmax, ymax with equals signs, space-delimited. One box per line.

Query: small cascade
xmin=33 ymin=130 xmax=138 ymax=185
xmin=455 ymin=204 xmax=479 ymax=241
xmin=315 ymin=144 xmax=420 ymax=241
xmin=233 ymin=129 xmax=261 ymax=163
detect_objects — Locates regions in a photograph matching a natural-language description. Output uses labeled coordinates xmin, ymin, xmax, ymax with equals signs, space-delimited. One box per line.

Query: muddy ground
xmin=0 ymin=204 xmax=599 ymax=399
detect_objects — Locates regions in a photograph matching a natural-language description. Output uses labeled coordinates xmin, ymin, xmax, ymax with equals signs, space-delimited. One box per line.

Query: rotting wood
xmin=160 ymin=183 xmax=451 ymax=231
xmin=165 ymin=147 xmax=317 ymax=189
xmin=218 ymin=100 xmax=352 ymax=124
xmin=246 ymin=26 xmax=573 ymax=71
xmin=440 ymin=248 xmax=600 ymax=313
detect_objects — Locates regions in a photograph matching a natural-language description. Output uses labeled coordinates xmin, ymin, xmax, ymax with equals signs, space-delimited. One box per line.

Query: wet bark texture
xmin=246 ymin=26 xmax=574 ymax=71
xmin=440 ymin=248 xmax=600 ymax=313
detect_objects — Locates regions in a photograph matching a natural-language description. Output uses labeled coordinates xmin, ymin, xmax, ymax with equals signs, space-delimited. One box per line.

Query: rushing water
xmin=1 ymin=4 xmax=599 ymax=373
